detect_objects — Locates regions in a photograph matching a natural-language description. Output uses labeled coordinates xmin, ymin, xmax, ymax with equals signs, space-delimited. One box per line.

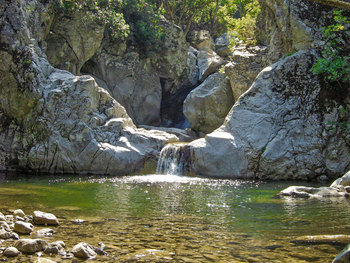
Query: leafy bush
xmin=311 ymin=10 xmax=350 ymax=83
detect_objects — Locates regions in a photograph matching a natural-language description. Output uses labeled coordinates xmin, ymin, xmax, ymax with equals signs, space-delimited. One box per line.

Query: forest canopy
xmin=56 ymin=0 xmax=260 ymax=52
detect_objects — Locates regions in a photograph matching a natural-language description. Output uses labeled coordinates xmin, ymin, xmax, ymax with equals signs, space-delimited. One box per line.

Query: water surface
xmin=0 ymin=174 xmax=349 ymax=262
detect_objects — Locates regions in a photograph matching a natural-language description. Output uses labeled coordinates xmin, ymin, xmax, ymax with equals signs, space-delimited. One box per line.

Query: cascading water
xmin=156 ymin=143 xmax=187 ymax=175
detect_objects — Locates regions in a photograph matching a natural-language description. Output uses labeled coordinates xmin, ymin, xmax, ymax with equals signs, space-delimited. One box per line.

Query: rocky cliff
xmin=0 ymin=0 xmax=181 ymax=175
xmin=186 ymin=0 xmax=350 ymax=180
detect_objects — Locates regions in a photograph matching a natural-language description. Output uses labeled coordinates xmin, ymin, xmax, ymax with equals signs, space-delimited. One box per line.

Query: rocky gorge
xmin=0 ymin=0 xmax=350 ymax=179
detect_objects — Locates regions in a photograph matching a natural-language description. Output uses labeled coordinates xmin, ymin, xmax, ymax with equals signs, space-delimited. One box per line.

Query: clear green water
xmin=0 ymin=174 xmax=350 ymax=262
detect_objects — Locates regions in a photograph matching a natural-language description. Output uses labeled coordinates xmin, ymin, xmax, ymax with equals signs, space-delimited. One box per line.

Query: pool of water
xmin=0 ymin=173 xmax=349 ymax=262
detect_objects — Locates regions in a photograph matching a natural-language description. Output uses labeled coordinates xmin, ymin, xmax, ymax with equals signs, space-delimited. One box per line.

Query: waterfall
xmin=156 ymin=143 xmax=187 ymax=175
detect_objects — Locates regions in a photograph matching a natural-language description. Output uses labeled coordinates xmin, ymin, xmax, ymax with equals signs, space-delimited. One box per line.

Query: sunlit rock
xmin=33 ymin=211 xmax=59 ymax=226
xmin=71 ymin=242 xmax=97 ymax=259
xmin=3 ymin=247 xmax=20 ymax=257
xmin=14 ymin=221 xmax=34 ymax=234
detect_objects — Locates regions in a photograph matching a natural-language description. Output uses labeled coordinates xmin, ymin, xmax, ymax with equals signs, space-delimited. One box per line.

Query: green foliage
xmin=311 ymin=10 xmax=350 ymax=83
xmin=56 ymin=0 xmax=130 ymax=40
xmin=311 ymin=10 xmax=350 ymax=131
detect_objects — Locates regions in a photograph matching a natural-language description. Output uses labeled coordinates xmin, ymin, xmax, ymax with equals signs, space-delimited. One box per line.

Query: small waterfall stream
xmin=156 ymin=143 xmax=187 ymax=175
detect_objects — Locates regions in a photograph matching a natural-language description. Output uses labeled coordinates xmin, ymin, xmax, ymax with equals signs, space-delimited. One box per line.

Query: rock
xmin=14 ymin=221 xmax=34 ymax=234
xmin=186 ymin=46 xmax=199 ymax=86
xmin=34 ymin=258 xmax=56 ymax=263
xmin=279 ymin=186 xmax=349 ymax=198
xmin=71 ymin=242 xmax=97 ymax=259
xmin=3 ymin=247 xmax=20 ymax=257
xmin=187 ymin=30 xmax=214 ymax=50
xmin=187 ymin=50 xmax=350 ymax=179
xmin=0 ymin=213 xmax=5 ymax=222
xmin=333 ymin=244 xmax=350 ymax=263
xmin=13 ymin=209 xmax=25 ymax=217
xmin=331 ymin=171 xmax=350 ymax=187
xmin=44 ymin=241 xmax=65 ymax=255
xmin=0 ymin=221 xmax=11 ymax=231
xmin=215 ymin=33 xmax=233 ymax=57
xmin=292 ymin=235 xmax=350 ymax=245
xmin=33 ymin=211 xmax=58 ymax=226
xmin=15 ymin=216 xmax=25 ymax=222
xmin=5 ymin=215 xmax=13 ymax=223
xmin=0 ymin=0 xmax=181 ymax=175
xmin=257 ymin=0 xmax=335 ymax=64
xmin=15 ymin=239 xmax=48 ymax=254
xmin=0 ymin=229 xmax=12 ymax=239
xmin=183 ymin=73 xmax=234 ymax=133
xmin=45 ymin=9 xmax=104 ymax=75
xmin=224 ymin=46 xmax=267 ymax=101
xmin=138 ymin=126 xmax=197 ymax=142
xmin=34 ymin=228 xmax=55 ymax=237
xmin=197 ymin=48 xmax=224 ymax=82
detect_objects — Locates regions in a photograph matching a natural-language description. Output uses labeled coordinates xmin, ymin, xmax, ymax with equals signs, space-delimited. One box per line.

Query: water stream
xmin=156 ymin=143 xmax=187 ymax=175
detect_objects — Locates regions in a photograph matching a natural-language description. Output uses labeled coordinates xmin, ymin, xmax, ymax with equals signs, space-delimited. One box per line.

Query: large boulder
xmin=224 ymin=46 xmax=267 ymax=101
xmin=187 ymin=50 xmax=350 ymax=180
xmin=197 ymin=48 xmax=224 ymax=82
xmin=183 ymin=73 xmax=234 ymax=134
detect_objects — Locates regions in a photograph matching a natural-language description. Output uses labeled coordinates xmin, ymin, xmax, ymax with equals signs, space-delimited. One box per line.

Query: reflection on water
xmin=0 ymin=174 xmax=349 ymax=262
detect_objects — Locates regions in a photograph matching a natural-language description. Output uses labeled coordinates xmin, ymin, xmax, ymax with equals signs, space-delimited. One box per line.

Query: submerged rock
xmin=33 ymin=211 xmax=59 ymax=226
xmin=71 ymin=242 xmax=97 ymax=259
xmin=292 ymin=235 xmax=350 ymax=245
xmin=34 ymin=228 xmax=55 ymax=237
xmin=279 ymin=186 xmax=349 ymax=198
xmin=3 ymin=246 xmax=20 ymax=257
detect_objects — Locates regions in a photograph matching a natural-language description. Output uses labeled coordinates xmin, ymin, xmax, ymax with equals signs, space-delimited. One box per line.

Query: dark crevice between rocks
xmin=160 ymin=78 xmax=193 ymax=129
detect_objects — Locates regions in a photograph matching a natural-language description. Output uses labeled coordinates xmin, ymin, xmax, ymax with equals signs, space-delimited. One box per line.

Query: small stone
xmin=14 ymin=221 xmax=34 ymax=234
xmin=72 ymin=219 xmax=85 ymax=225
xmin=33 ymin=211 xmax=59 ymax=226
xmin=71 ymin=242 xmax=97 ymax=259
xmin=15 ymin=239 xmax=48 ymax=254
xmin=13 ymin=210 xmax=25 ymax=217
xmin=0 ymin=229 xmax=12 ymax=239
xmin=3 ymin=247 xmax=20 ymax=257
xmin=35 ymin=228 xmax=55 ymax=237
xmin=44 ymin=241 xmax=65 ymax=255
xmin=15 ymin=216 xmax=25 ymax=222
xmin=0 ymin=221 xmax=11 ymax=231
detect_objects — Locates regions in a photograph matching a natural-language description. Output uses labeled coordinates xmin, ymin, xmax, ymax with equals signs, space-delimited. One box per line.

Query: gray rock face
xmin=224 ymin=46 xmax=267 ymax=101
xmin=3 ymin=247 xmax=20 ymax=257
xmin=71 ymin=242 xmax=97 ymax=259
xmin=187 ymin=30 xmax=214 ymax=50
xmin=257 ymin=0 xmax=333 ymax=63
xmin=187 ymin=50 xmax=350 ymax=179
xmin=183 ymin=73 xmax=234 ymax=134
xmin=83 ymin=51 xmax=162 ymax=126
xmin=215 ymin=33 xmax=233 ymax=57
xmin=15 ymin=239 xmax=48 ymax=254
xmin=33 ymin=211 xmax=58 ymax=226
xmin=14 ymin=221 xmax=34 ymax=234
xmin=186 ymin=46 xmax=199 ymax=86
xmin=197 ymin=48 xmax=224 ymax=82
xmin=45 ymin=10 xmax=104 ymax=75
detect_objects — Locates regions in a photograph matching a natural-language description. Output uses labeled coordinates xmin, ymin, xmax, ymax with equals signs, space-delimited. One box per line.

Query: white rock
xmin=33 ymin=211 xmax=59 ymax=226
xmin=13 ymin=209 xmax=25 ymax=217
xmin=3 ymin=246 xmax=20 ymax=257
xmin=0 ymin=229 xmax=12 ymax=239
xmin=14 ymin=221 xmax=33 ymax=234
xmin=71 ymin=242 xmax=97 ymax=259
xmin=197 ymin=48 xmax=223 ymax=82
